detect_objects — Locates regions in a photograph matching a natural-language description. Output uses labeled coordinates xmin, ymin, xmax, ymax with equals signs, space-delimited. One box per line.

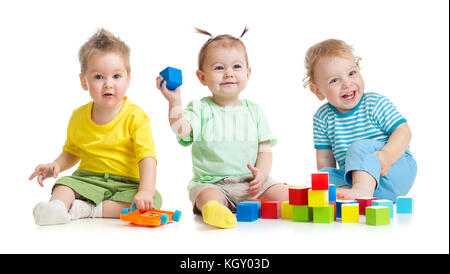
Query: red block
xmin=289 ymin=187 xmax=310 ymax=206
xmin=355 ymin=197 xmax=377 ymax=215
xmin=311 ymin=172 xmax=329 ymax=190
xmin=261 ymin=201 xmax=281 ymax=219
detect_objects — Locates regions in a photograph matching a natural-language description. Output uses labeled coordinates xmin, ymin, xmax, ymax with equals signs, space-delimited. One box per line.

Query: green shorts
xmin=53 ymin=170 xmax=162 ymax=209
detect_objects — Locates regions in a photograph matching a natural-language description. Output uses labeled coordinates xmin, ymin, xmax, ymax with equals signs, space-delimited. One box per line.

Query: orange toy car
xmin=120 ymin=204 xmax=182 ymax=227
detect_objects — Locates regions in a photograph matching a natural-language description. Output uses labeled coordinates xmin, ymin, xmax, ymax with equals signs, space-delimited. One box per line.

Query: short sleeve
xmin=255 ymin=106 xmax=277 ymax=147
xmin=313 ymin=113 xmax=332 ymax=150
xmin=371 ymin=95 xmax=407 ymax=135
xmin=63 ymin=111 xmax=81 ymax=157
xmin=177 ymin=100 xmax=202 ymax=146
xmin=131 ymin=114 xmax=157 ymax=164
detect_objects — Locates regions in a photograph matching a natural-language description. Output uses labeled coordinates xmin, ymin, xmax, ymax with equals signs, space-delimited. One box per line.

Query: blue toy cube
xmin=159 ymin=66 xmax=182 ymax=90
xmin=328 ymin=184 xmax=336 ymax=203
xmin=236 ymin=201 xmax=259 ymax=222
xmin=372 ymin=199 xmax=394 ymax=218
xmin=336 ymin=200 xmax=358 ymax=218
xmin=396 ymin=196 xmax=413 ymax=214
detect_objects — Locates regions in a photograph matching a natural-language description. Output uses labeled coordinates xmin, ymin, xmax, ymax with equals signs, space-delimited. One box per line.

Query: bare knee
xmin=258 ymin=183 xmax=289 ymax=201
xmin=195 ymin=188 xmax=228 ymax=213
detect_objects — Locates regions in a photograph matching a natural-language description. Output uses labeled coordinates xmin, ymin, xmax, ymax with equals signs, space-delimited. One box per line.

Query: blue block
xmin=328 ymin=184 xmax=336 ymax=203
xmin=236 ymin=201 xmax=259 ymax=222
xmin=396 ymin=196 xmax=413 ymax=214
xmin=159 ymin=66 xmax=182 ymax=90
xmin=372 ymin=199 xmax=394 ymax=218
xmin=336 ymin=200 xmax=358 ymax=218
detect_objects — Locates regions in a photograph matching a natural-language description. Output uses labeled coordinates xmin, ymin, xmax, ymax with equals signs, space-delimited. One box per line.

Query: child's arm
xmin=156 ymin=76 xmax=192 ymax=137
xmin=29 ymin=151 xmax=80 ymax=187
xmin=316 ymin=149 xmax=336 ymax=170
xmin=374 ymin=122 xmax=411 ymax=176
xmin=133 ymin=157 xmax=157 ymax=211
xmin=247 ymin=141 xmax=273 ymax=195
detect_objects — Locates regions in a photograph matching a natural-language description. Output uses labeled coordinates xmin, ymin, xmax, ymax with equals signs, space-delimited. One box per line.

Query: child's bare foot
xmin=336 ymin=185 xmax=374 ymax=200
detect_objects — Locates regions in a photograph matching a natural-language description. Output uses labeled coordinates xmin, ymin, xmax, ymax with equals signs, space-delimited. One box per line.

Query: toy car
xmin=120 ymin=204 xmax=181 ymax=227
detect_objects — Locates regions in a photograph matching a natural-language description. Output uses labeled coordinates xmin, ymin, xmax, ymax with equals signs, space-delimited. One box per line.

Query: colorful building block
xmin=261 ymin=201 xmax=281 ymax=219
xmin=311 ymin=172 xmax=329 ymax=190
xmin=329 ymin=202 xmax=336 ymax=220
xmin=292 ymin=205 xmax=313 ymax=222
xmin=341 ymin=203 xmax=359 ymax=223
xmin=366 ymin=206 xmax=390 ymax=226
xmin=159 ymin=66 xmax=182 ymax=90
xmin=328 ymin=184 xmax=336 ymax=203
xmin=355 ymin=197 xmax=377 ymax=215
xmin=313 ymin=205 xmax=334 ymax=223
xmin=289 ymin=187 xmax=310 ymax=206
xmin=336 ymin=200 xmax=358 ymax=218
xmin=308 ymin=190 xmax=329 ymax=207
xmin=396 ymin=196 xmax=413 ymax=214
xmin=281 ymin=201 xmax=293 ymax=219
xmin=372 ymin=199 xmax=394 ymax=218
xmin=236 ymin=201 xmax=259 ymax=222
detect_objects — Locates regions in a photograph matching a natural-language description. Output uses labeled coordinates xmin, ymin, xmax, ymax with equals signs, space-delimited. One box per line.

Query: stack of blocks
xmin=235 ymin=171 xmax=413 ymax=226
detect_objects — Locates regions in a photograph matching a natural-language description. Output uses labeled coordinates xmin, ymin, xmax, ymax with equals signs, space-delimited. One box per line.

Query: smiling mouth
xmin=220 ymin=82 xmax=237 ymax=85
xmin=342 ymin=90 xmax=356 ymax=100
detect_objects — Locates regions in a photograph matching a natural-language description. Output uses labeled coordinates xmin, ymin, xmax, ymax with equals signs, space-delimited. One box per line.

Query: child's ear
xmin=79 ymin=74 xmax=88 ymax=91
xmin=246 ymin=67 xmax=252 ymax=79
xmin=196 ymin=70 xmax=207 ymax=86
xmin=310 ymin=83 xmax=325 ymax=101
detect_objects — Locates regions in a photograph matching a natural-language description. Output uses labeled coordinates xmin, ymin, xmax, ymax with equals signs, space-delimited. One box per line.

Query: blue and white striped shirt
xmin=313 ymin=92 xmax=411 ymax=169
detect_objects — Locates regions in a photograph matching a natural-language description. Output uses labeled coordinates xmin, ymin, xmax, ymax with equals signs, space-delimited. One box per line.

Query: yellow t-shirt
xmin=63 ymin=97 xmax=156 ymax=179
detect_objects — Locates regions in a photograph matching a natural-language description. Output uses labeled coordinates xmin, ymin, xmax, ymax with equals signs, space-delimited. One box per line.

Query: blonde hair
xmin=195 ymin=27 xmax=249 ymax=70
xmin=78 ymin=28 xmax=130 ymax=75
xmin=303 ymin=39 xmax=361 ymax=88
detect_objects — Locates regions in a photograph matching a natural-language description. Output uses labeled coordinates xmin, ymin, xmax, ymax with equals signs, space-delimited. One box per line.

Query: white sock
xmin=33 ymin=200 xmax=70 ymax=226
xmin=69 ymin=199 xmax=103 ymax=220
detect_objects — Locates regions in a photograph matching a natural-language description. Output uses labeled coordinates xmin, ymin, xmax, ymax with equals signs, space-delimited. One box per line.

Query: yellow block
xmin=281 ymin=201 xmax=293 ymax=219
xmin=341 ymin=204 xmax=359 ymax=223
xmin=308 ymin=190 xmax=329 ymax=207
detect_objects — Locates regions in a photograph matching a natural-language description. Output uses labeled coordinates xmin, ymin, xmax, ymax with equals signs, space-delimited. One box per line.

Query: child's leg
xmin=102 ymin=200 xmax=130 ymax=218
xmin=258 ymin=183 xmax=289 ymax=201
xmin=337 ymin=140 xmax=384 ymax=200
xmin=195 ymin=187 xmax=236 ymax=229
xmin=33 ymin=184 xmax=78 ymax=225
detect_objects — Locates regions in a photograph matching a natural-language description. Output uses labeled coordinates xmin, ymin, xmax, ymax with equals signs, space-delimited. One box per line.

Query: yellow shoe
xmin=202 ymin=200 xmax=237 ymax=229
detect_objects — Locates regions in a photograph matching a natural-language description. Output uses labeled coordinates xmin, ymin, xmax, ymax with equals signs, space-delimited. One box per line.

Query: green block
xmin=366 ymin=206 xmax=390 ymax=226
xmin=313 ymin=205 xmax=334 ymax=223
xmin=292 ymin=205 xmax=313 ymax=222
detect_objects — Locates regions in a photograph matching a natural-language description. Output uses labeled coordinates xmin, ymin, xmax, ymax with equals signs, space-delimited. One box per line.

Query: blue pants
xmin=320 ymin=140 xmax=417 ymax=201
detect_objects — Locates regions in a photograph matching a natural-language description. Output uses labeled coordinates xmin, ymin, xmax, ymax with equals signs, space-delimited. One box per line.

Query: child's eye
xmin=113 ymin=74 xmax=122 ymax=79
xmin=214 ymin=66 xmax=224 ymax=71
xmin=349 ymin=70 xmax=357 ymax=76
xmin=94 ymin=74 xmax=103 ymax=80
xmin=233 ymin=64 xmax=242 ymax=69
xmin=329 ymin=78 xmax=338 ymax=84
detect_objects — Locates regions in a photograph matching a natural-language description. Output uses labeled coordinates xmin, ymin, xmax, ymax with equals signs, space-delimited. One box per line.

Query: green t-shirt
xmin=177 ymin=97 xmax=277 ymax=191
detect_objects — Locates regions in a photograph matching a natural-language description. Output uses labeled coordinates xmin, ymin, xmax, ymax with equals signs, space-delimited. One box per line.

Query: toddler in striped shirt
xmin=303 ymin=39 xmax=417 ymax=201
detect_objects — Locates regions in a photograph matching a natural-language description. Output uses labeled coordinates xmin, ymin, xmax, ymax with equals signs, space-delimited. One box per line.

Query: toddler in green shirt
xmin=156 ymin=27 xmax=289 ymax=229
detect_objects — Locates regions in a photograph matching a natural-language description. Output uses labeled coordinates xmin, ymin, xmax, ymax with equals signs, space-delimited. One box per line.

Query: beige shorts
xmin=189 ymin=175 xmax=286 ymax=214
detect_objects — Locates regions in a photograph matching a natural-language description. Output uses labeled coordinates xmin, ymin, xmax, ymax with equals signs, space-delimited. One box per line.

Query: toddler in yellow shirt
xmin=29 ymin=29 xmax=161 ymax=225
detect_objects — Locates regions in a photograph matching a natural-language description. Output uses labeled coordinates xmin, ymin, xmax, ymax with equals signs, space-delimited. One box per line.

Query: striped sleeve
xmin=313 ymin=105 xmax=332 ymax=149
xmin=371 ymin=95 xmax=407 ymax=135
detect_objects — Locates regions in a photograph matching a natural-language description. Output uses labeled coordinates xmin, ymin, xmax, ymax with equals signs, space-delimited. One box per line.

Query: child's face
xmin=196 ymin=45 xmax=251 ymax=103
xmin=79 ymin=51 xmax=130 ymax=111
xmin=310 ymin=55 xmax=364 ymax=113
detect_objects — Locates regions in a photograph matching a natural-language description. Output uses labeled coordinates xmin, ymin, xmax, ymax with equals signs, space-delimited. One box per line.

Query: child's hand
xmin=247 ymin=164 xmax=267 ymax=196
xmin=156 ymin=76 xmax=181 ymax=105
xmin=29 ymin=162 xmax=60 ymax=187
xmin=373 ymin=150 xmax=393 ymax=176
xmin=132 ymin=190 xmax=154 ymax=212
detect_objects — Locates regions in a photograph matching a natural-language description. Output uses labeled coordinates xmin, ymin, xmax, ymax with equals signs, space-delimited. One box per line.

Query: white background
xmin=0 ymin=0 xmax=448 ymax=254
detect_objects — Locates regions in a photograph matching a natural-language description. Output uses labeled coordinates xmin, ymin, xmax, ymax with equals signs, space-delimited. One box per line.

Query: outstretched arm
xmin=29 ymin=151 xmax=80 ymax=187
xmin=156 ymin=76 xmax=192 ymax=137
